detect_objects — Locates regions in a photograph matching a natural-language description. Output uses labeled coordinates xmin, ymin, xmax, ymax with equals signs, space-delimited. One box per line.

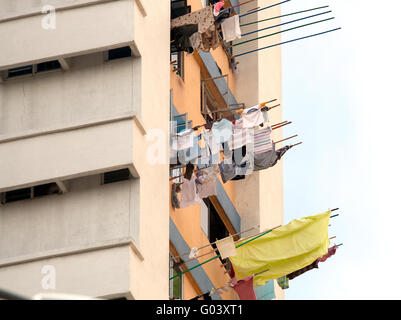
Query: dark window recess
xmin=103 ymin=168 xmax=131 ymax=184
xmin=33 ymin=183 xmax=60 ymax=197
xmin=108 ymin=46 xmax=132 ymax=61
xmin=8 ymin=65 xmax=33 ymax=78
xmin=2 ymin=188 xmax=31 ymax=204
xmin=203 ymin=199 xmax=229 ymax=243
xmin=171 ymin=0 xmax=191 ymax=19
xmin=37 ymin=60 xmax=61 ymax=73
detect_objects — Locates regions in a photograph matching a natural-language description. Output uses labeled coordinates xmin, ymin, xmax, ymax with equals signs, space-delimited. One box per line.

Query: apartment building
xmin=169 ymin=0 xmax=284 ymax=300
xmin=0 ymin=0 xmax=170 ymax=299
xmin=0 ymin=0 xmax=284 ymax=300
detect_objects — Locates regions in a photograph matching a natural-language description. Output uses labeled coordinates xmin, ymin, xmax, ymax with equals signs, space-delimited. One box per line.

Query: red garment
xmin=232 ymin=276 xmax=257 ymax=300
xmin=318 ymin=245 xmax=338 ymax=262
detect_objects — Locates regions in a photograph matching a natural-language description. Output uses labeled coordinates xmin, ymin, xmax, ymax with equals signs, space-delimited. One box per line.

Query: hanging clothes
xmin=241 ymin=106 xmax=264 ymax=129
xmin=213 ymin=1 xmax=225 ymax=16
xmin=212 ymin=118 xmax=233 ymax=143
xmin=253 ymin=145 xmax=290 ymax=171
xmin=231 ymin=119 xmax=253 ymax=150
xmin=276 ymin=276 xmax=289 ymax=290
xmin=189 ymin=26 xmax=221 ymax=52
xmin=318 ymin=244 xmax=338 ymax=262
xmin=254 ymin=280 xmax=276 ymax=300
xmin=287 ymin=260 xmax=319 ymax=280
xmin=196 ymin=165 xmax=218 ymax=198
xmin=171 ymin=183 xmax=181 ymax=209
xmin=232 ymin=276 xmax=257 ymax=300
xmin=214 ymin=7 xmax=233 ymax=24
xmin=180 ymin=174 xmax=202 ymax=208
xmin=219 ymin=161 xmax=251 ymax=183
xmin=230 ymin=211 xmax=331 ymax=286
xmin=253 ymin=126 xmax=273 ymax=155
xmin=171 ymin=24 xmax=198 ymax=53
xmin=184 ymin=163 xmax=195 ymax=180
xmin=216 ymin=236 xmax=237 ymax=259
xmin=171 ymin=128 xmax=195 ymax=151
xmin=177 ymin=135 xmax=201 ymax=163
xmin=171 ymin=7 xmax=215 ymax=34
xmin=221 ymin=15 xmax=242 ymax=42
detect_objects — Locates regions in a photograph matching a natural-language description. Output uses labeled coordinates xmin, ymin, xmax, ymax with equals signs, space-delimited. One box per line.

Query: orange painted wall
xmin=170 ymin=0 xmax=240 ymax=300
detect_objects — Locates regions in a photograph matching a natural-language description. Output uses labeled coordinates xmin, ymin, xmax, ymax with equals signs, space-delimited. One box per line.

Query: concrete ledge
xmin=0 ymin=237 xmax=144 ymax=268
xmin=0 ymin=113 xmax=136 ymax=144
xmin=0 ymin=0 xmax=123 ymax=23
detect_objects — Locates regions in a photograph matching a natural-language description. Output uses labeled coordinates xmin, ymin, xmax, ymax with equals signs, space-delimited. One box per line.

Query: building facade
xmin=0 ymin=0 xmax=283 ymax=300
xmin=169 ymin=0 xmax=284 ymax=300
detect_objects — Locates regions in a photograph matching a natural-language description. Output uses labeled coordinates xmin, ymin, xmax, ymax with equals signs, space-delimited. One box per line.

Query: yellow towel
xmin=230 ymin=211 xmax=331 ymax=286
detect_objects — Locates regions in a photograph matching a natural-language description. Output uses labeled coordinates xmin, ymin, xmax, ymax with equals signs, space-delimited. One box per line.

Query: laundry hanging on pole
xmin=230 ymin=211 xmax=331 ymax=286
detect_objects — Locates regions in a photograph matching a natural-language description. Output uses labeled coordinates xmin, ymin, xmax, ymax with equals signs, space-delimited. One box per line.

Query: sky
xmin=279 ymin=0 xmax=401 ymax=299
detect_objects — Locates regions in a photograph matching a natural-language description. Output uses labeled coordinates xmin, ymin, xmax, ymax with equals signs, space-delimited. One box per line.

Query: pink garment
xmin=232 ymin=276 xmax=257 ymax=300
xmin=317 ymin=245 xmax=338 ymax=262
xmin=214 ymin=1 xmax=225 ymax=16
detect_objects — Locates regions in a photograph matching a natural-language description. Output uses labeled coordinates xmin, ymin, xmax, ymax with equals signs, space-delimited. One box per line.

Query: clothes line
xmin=230 ymin=17 xmax=335 ymax=48
xmin=239 ymin=0 xmax=291 ymax=18
xmin=240 ymin=5 xmax=330 ymax=27
xmin=232 ymin=27 xmax=341 ymax=58
xmin=241 ymin=10 xmax=332 ymax=38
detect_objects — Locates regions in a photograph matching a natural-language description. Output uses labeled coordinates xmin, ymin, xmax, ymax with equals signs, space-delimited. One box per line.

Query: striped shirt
xmin=253 ymin=126 xmax=273 ymax=155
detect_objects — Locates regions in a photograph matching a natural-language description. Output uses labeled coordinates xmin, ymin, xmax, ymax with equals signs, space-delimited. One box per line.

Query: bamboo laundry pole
xmin=272 ymin=121 xmax=292 ymax=130
xmin=230 ymin=17 xmax=335 ymax=48
xmin=169 ymin=225 xmax=281 ymax=280
xmin=232 ymin=28 xmax=341 ymax=58
xmin=274 ymin=134 xmax=298 ymax=145
xmin=239 ymin=0 xmax=291 ymax=18
xmin=241 ymin=10 xmax=332 ymax=37
xmin=240 ymin=5 xmax=330 ymax=27
xmin=174 ymin=224 xmax=260 ymax=260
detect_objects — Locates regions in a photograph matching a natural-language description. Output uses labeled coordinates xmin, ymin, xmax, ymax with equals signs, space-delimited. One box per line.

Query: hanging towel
xmin=254 ymin=280 xmax=276 ymax=300
xmin=221 ymin=15 xmax=242 ymax=42
xmin=180 ymin=174 xmax=202 ymax=208
xmin=216 ymin=236 xmax=237 ymax=259
xmin=241 ymin=106 xmax=264 ymax=129
xmin=276 ymin=276 xmax=289 ymax=290
xmin=171 ymin=128 xmax=195 ymax=151
xmin=253 ymin=126 xmax=273 ymax=155
xmin=232 ymin=276 xmax=257 ymax=300
xmin=212 ymin=118 xmax=233 ymax=143
xmin=230 ymin=211 xmax=331 ymax=286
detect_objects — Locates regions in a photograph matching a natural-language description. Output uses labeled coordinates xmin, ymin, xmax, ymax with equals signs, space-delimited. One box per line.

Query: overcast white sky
xmin=280 ymin=0 xmax=401 ymax=299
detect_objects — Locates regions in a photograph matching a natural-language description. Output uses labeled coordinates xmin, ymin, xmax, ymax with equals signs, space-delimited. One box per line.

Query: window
xmin=171 ymin=0 xmax=191 ymax=20
xmin=203 ymin=199 xmax=229 ymax=244
xmin=6 ymin=60 xmax=62 ymax=79
xmin=7 ymin=65 xmax=33 ymax=78
xmin=103 ymin=168 xmax=131 ymax=184
xmin=37 ymin=60 xmax=61 ymax=73
xmin=171 ymin=51 xmax=184 ymax=80
xmin=1 ymin=183 xmax=60 ymax=204
xmin=169 ymin=253 xmax=183 ymax=300
xmin=107 ymin=46 xmax=132 ymax=61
